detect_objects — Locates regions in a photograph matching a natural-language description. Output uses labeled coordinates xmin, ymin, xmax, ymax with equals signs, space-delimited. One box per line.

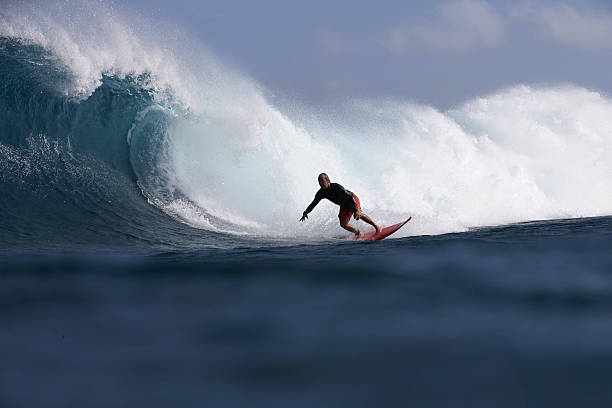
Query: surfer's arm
xmin=352 ymin=197 xmax=361 ymax=219
xmin=304 ymin=197 xmax=321 ymax=215
xmin=351 ymin=196 xmax=358 ymax=213
xmin=301 ymin=191 xmax=323 ymax=220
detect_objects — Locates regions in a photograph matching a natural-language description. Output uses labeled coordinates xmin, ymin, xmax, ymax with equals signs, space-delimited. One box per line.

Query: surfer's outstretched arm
xmin=300 ymin=191 xmax=323 ymax=221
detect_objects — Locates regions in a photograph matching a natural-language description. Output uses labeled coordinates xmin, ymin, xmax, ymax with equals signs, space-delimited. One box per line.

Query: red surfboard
xmin=353 ymin=217 xmax=412 ymax=241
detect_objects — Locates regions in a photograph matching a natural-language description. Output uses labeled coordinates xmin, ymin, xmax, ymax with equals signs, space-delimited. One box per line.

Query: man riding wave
xmin=300 ymin=173 xmax=381 ymax=238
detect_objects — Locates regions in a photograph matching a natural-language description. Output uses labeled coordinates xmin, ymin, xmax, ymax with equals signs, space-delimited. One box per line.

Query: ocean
xmin=2 ymin=4 xmax=612 ymax=407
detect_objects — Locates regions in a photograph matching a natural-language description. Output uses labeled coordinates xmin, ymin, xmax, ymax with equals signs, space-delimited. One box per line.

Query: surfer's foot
xmin=375 ymin=225 xmax=381 ymax=234
xmin=354 ymin=230 xmax=363 ymax=238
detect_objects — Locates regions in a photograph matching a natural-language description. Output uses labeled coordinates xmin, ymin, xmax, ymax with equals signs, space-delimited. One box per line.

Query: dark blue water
xmin=3 ymin=218 xmax=612 ymax=407
xmin=3 ymin=37 xmax=612 ymax=407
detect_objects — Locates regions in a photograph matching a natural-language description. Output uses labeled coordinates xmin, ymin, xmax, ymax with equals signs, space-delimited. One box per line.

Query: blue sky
xmin=119 ymin=0 xmax=612 ymax=108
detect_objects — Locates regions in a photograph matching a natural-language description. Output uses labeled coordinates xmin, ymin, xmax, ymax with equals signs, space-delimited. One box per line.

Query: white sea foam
xmin=158 ymin=84 xmax=612 ymax=238
xmin=3 ymin=2 xmax=612 ymax=238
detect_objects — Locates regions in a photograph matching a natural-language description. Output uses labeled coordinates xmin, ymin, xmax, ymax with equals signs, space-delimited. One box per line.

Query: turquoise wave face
xmin=0 ymin=38 xmax=156 ymax=173
xmin=0 ymin=38 xmax=230 ymax=250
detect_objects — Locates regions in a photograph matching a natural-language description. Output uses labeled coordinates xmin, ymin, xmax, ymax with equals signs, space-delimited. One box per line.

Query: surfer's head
xmin=318 ymin=173 xmax=330 ymax=189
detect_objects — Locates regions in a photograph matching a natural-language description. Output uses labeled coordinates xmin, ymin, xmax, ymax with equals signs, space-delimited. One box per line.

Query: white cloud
xmin=381 ymin=0 xmax=506 ymax=55
xmin=510 ymin=3 xmax=612 ymax=50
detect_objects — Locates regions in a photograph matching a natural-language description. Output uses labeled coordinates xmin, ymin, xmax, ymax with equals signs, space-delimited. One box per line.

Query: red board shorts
xmin=338 ymin=194 xmax=361 ymax=225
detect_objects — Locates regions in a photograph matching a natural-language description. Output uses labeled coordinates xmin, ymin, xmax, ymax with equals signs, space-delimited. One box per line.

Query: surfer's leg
xmin=349 ymin=194 xmax=378 ymax=234
xmin=339 ymin=207 xmax=362 ymax=237
xmin=359 ymin=213 xmax=381 ymax=234
xmin=340 ymin=221 xmax=362 ymax=237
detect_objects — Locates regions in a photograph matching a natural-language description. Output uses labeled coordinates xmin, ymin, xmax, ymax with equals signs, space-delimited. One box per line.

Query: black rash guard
xmin=304 ymin=183 xmax=358 ymax=214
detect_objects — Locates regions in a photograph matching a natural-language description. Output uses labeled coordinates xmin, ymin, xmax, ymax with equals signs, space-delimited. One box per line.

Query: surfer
xmin=300 ymin=173 xmax=381 ymax=238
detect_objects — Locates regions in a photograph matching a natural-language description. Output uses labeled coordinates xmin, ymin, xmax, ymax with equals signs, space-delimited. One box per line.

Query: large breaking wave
xmin=2 ymin=2 xmax=612 ymax=248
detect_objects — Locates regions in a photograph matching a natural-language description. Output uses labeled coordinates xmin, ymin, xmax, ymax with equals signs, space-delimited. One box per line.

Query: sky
xmin=117 ymin=0 xmax=612 ymax=108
